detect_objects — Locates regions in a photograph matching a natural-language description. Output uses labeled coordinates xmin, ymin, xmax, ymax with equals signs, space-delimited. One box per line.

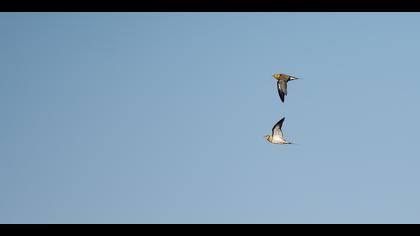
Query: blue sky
xmin=1 ymin=13 xmax=420 ymax=223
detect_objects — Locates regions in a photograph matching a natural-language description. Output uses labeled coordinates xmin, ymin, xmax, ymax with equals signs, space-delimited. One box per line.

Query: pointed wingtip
xmin=279 ymin=117 xmax=286 ymax=124
xmin=279 ymin=93 xmax=285 ymax=102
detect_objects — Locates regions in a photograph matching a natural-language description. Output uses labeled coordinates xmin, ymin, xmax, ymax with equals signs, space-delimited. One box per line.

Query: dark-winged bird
xmin=273 ymin=73 xmax=301 ymax=103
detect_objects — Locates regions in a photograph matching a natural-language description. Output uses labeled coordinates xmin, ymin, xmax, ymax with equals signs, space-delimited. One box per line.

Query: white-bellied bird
xmin=264 ymin=117 xmax=294 ymax=144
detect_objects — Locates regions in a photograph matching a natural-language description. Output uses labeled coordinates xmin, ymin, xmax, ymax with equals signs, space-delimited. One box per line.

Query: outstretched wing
xmin=272 ymin=117 xmax=285 ymax=138
xmin=277 ymin=80 xmax=287 ymax=103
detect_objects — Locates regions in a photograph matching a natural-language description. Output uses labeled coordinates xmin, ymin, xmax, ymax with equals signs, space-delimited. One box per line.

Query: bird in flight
xmin=273 ymin=73 xmax=301 ymax=103
xmin=264 ymin=117 xmax=294 ymax=144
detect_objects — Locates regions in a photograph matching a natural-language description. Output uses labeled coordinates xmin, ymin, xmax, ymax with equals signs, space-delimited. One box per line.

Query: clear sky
xmin=1 ymin=13 xmax=420 ymax=224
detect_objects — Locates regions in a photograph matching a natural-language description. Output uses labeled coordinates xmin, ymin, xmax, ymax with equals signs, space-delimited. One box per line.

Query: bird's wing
xmin=272 ymin=117 xmax=285 ymax=138
xmin=277 ymin=80 xmax=287 ymax=103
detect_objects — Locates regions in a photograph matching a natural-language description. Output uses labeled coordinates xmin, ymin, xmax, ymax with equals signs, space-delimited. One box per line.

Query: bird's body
xmin=273 ymin=73 xmax=301 ymax=103
xmin=265 ymin=117 xmax=293 ymax=144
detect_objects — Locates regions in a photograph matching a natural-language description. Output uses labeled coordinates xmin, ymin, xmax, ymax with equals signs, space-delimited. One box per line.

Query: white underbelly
xmin=272 ymin=136 xmax=284 ymax=144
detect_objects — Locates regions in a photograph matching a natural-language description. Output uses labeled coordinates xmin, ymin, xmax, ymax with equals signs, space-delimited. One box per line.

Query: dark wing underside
xmin=277 ymin=80 xmax=288 ymax=103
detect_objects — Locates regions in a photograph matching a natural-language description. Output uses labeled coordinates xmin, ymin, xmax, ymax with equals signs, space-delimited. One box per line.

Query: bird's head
xmin=264 ymin=135 xmax=271 ymax=141
xmin=273 ymin=74 xmax=281 ymax=79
